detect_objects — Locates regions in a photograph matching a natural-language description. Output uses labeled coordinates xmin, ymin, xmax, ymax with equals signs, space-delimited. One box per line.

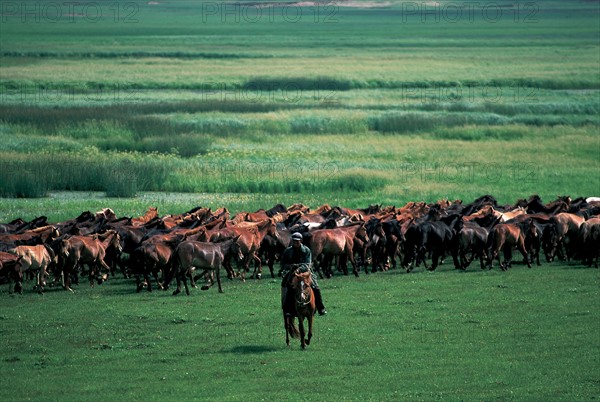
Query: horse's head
xmin=355 ymin=223 xmax=369 ymax=244
xmin=292 ymin=270 xmax=312 ymax=303
xmin=230 ymin=235 xmax=245 ymax=262
xmin=267 ymin=218 xmax=281 ymax=240
xmin=59 ymin=237 xmax=71 ymax=258
xmin=49 ymin=226 xmax=61 ymax=242
xmin=106 ymin=230 xmax=123 ymax=253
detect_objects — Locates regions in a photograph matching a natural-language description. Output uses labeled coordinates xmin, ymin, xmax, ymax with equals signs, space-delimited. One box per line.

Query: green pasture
xmin=0 ymin=2 xmax=599 ymax=399
xmin=1 ymin=1 xmax=599 ymax=202
xmin=0 ymin=263 xmax=598 ymax=401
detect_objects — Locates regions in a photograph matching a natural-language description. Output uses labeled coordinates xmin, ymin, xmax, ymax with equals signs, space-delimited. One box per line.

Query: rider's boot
xmin=313 ymin=287 xmax=327 ymax=316
xmin=281 ymin=287 xmax=287 ymax=310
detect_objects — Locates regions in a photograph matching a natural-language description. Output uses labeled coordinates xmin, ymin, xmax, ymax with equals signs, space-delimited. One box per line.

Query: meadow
xmin=1 ymin=0 xmax=599 ymax=202
xmin=0 ymin=0 xmax=599 ymax=400
xmin=0 ymin=262 xmax=598 ymax=401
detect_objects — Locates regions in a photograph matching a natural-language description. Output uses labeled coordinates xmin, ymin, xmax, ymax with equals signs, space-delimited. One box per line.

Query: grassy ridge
xmin=0 ymin=264 xmax=598 ymax=401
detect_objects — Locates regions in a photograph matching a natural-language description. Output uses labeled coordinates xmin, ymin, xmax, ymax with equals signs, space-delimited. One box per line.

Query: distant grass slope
xmin=0 ymin=1 xmax=598 ymax=201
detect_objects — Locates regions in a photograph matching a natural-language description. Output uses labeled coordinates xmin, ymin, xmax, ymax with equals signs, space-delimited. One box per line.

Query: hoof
xmin=200 ymin=285 xmax=210 ymax=291
xmin=172 ymin=289 xmax=181 ymax=296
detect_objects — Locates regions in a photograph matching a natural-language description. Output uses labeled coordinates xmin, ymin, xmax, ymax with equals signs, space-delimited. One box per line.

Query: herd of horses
xmin=1 ymin=194 xmax=599 ymax=298
xmin=1 ymin=194 xmax=598 ymax=348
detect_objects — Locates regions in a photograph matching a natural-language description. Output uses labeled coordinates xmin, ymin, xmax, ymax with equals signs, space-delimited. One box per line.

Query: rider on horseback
xmin=281 ymin=232 xmax=327 ymax=316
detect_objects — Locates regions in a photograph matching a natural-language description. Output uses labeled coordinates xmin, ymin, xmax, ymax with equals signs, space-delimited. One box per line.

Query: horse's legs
xmin=268 ymin=251 xmax=275 ymax=278
xmin=146 ymin=267 xmax=153 ymax=292
xmin=499 ymin=246 xmax=508 ymax=270
xmin=285 ymin=313 xmax=290 ymax=347
xmin=172 ymin=269 xmax=182 ymax=295
xmin=37 ymin=269 xmax=44 ymax=294
xmin=517 ymin=237 xmax=531 ymax=268
xmin=98 ymin=259 xmax=111 ymax=283
xmin=478 ymin=249 xmax=487 ymax=270
xmin=63 ymin=261 xmax=74 ymax=292
xmin=252 ymin=253 xmax=262 ymax=279
xmin=298 ymin=316 xmax=306 ymax=349
xmin=346 ymin=248 xmax=359 ymax=277
xmin=153 ymin=266 xmax=164 ymax=290
xmin=216 ymin=265 xmax=223 ymax=293
xmin=418 ymin=247 xmax=430 ymax=271
xmin=183 ymin=269 xmax=191 ymax=295
xmin=238 ymin=255 xmax=249 ymax=282
xmin=428 ymin=247 xmax=441 ymax=271
xmin=306 ymin=313 xmax=313 ymax=346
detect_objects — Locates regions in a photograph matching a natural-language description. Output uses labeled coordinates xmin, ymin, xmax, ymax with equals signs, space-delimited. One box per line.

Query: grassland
xmin=1 ymin=1 xmax=599 ymax=202
xmin=0 ymin=263 xmax=598 ymax=401
xmin=0 ymin=1 xmax=599 ymax=400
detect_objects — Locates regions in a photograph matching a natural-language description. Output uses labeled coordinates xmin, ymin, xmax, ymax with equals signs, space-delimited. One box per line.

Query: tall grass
xmin=0 ymin=151 xmax=175 ymax=198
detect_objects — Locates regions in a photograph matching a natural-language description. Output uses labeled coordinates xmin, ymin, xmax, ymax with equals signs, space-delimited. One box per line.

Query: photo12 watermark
xmin=400 ymin=83 xmax=539 ymax=105
xmin=200 ymin=1 xmax=340 ymax=24
xmin=198 ymin=81 xmax=340 ymax=105
xmin=196 ymin=161 xmax=340 ymax=185
xmin=398 ymin=2 xmax=539 ymax=24
xmin=0 ymin=1 xmax=141 ymax=23
xmin=0 ymin=83 xmax=142 ymax=104
xmin=398 ymin=161 xmax=538 ymax=184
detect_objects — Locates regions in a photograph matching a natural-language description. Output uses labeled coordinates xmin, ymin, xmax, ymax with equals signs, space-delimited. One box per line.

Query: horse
xmin=9 ymin=244 xmax=56 ymax=294
xmin=284 ymin=269 xmax=316 ymax=349
xmin=0 ymin=252 xmax=23 ymax=293
xmin=132 ymin=234 xmax=185 ymax=292
xmin=58 ymin=230 xmax=122 ymax=291
xmin=487 ymin=222 xmax=532 ymax=270
xmin=308 ymin=223 xmax=369 ymax=278
xmin=549 ymin=212 xmax=586 ymax=261
xmin=168 ymin=236 xmax=243 ymax=296
xmin=455 ymin=219 xmax=489 ymax=270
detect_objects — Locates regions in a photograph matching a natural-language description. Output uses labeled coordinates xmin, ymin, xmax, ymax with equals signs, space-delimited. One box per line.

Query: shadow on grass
xmin=224 ymin=345 xmax=278 ymax=354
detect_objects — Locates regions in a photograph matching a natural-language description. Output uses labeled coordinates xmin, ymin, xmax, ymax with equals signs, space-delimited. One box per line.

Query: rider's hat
xmin=291 ymin=232 xmax=303 ymax=241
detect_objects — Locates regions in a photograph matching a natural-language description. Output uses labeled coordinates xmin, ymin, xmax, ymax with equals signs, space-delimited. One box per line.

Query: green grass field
xmin=1 ymin=0 xmax=599 ymax=202
xmin=1 ymin=1 xmax=599 ymax=400
xmin=1 ymin=263 xmax=598 ymax=401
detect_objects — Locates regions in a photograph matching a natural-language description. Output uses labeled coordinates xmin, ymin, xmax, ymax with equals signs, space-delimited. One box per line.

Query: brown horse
xmin=487 ymin=222 xmax=532 ymax=270
xmin=59 ymin=230 xmax=122 ymax=291
xmin=169 ymin=237 xmax=243 ymax=296
xmin=308 ymin=223 xmax=369 ymax=278
xmin=0 ymin=251 xmax=23 ymax=293
xmin=131 ymin=207 xmax=159 ymax=226
xmin=549 ymin=212 xmax=585 ymax=261
xmin=133 ymin=233 xmax=185 ymax=292
xmin=9 ymin=244 xmax=56 ymax=294
xmin=284 ymin=269 xmax=316 ymax=349
xmin=210 ymin=219 xmax=280 ymax=280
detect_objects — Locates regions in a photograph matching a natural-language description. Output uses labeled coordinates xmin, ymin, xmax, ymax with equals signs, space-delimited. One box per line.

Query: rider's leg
xmin=311 ymin=273 xmax=327 ymax=315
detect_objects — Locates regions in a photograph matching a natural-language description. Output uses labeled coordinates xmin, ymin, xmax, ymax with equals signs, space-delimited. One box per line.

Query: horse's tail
xmin=163 ymin=249 xmax=179 ymax=289
xmin=285 ymin=315 xmax=299 ymax=339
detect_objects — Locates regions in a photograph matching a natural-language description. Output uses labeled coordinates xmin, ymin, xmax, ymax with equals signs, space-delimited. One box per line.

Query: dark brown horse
xmin=133 ymin=233 xmax=185 ymax=292
xmin=284 ymin=269 xmax=316 ymax=349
